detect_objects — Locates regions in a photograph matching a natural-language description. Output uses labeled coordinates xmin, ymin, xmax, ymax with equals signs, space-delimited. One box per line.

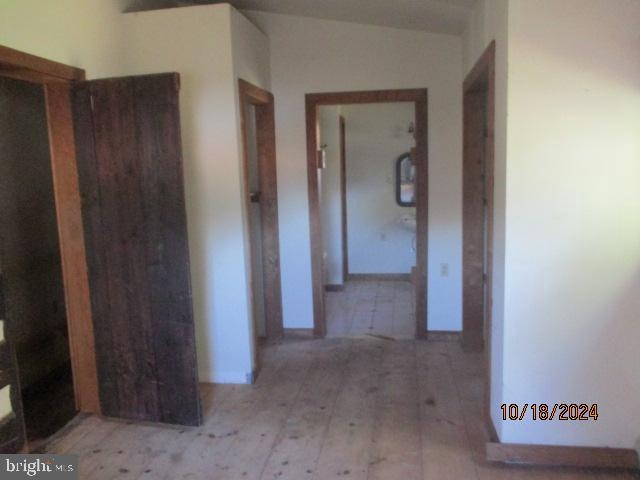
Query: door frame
xmin=0 ymin=45 xmax=100 ymax=417
xmin=462 ymin=41 xmax=496 ymax=438
xmin=305 ymin=89 xmax=429 ymax=338
xmin=339 ymin=115 xmax=348 ymax=281
xmin=238 ymin=79 xmax=284 ymax=347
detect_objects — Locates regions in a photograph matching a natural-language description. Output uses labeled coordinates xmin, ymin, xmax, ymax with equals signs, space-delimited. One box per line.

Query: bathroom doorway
xmin=305 ymin=89 xmax=428 ymax=339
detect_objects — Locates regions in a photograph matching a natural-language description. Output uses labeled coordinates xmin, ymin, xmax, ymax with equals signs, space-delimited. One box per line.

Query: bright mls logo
xmin=0 ymin=455 xmax=77 ymax=479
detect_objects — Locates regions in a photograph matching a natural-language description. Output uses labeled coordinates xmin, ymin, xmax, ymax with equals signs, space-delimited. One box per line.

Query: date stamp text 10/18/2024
xmin=501 ymin=403 xmax=599 ymax=421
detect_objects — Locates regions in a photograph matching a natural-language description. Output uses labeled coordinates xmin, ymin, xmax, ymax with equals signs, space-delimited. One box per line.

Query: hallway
xmin=46 ymin=337 xmax=637 ymax=479
xmin=326 ymin=280 xmax=416 ymax=339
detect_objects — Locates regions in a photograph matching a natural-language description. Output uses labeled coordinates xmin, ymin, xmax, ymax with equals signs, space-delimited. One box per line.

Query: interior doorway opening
xmin=318 ymin=103 xmax=418 ymax=339
xmin=462 ymin=41 xmax=496 ymax=436
xmin=305 ymin=89 xmax=428 ymax=339
xmin=238 ymin=79 xmax=284 ymax=378
xmin=0 ymin=76 xmax=77 ymax=447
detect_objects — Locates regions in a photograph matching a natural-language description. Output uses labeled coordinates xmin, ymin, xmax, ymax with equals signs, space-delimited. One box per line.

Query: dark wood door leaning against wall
xmin=72 ymin=74 xmax=201 ymax=426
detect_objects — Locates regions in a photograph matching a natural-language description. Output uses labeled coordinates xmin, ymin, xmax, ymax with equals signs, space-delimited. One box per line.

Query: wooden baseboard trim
xmin=486 ymin=442 xmax=640 ymax=470
xmin=486 ymin=417 xmax=499 ymax=443
xmin=283 ymin=328 xmax=314 ymax=338
xmin=347 ymin=273 xmax=411 ymax=282
xmin=324 ymin=284 xmax=344 ymax=292
xmin=426 ymin=331 xmax=460 ymax=342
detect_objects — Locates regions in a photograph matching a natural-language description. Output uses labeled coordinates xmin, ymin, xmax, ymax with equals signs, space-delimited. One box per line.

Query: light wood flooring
xmin=326 ymin=280 xmax=415 ymax=338
xmin=46 ymin=336 xmax=638 ymax=479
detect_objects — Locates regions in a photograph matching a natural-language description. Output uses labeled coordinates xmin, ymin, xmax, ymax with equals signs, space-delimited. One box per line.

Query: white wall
xmin=342 ymin=103 xmax=416 ymax=274
xmin=122 ymin=4 xmax=270 ymax=383
xmin=499 ymin=0 xmax=640 ymax=448
xmin=245 ymin=10 xmax=464 ymax=331
xmin=319 ymin=106 xmax=344 ymax=286
xmin=0 ymin=0 xmax=126 ymax=79
xmin=465 ymin=0 xmax=640 ymax=449
xmin=1 ymin=2 xmax=270 ymax=384
xmin=463 ymin=0 xmax=509 ymax=439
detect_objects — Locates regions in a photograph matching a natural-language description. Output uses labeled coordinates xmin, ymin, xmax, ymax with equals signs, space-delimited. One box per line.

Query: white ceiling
xmin=124 ymin=0 xmax=476 ymax=36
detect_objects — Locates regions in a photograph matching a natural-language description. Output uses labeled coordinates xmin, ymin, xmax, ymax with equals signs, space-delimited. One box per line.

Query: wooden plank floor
xmin=326 ymin=281 xmax=415 ymax=339
xmin=47 ymin=337 xmax=639 ymax=480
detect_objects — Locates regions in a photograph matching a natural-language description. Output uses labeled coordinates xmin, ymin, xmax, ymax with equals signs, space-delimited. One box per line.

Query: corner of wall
xmin=462 ymin=0 xmax=509 ymax=443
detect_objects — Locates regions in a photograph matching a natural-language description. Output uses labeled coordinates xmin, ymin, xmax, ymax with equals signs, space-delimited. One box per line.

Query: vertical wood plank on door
xmin=132 ymin=74 xmax=200 ymax=426
xmin=72 ymin=74 xmax=201 ymax=426
xmin=84 ymin=78 xmax=159 ymax=422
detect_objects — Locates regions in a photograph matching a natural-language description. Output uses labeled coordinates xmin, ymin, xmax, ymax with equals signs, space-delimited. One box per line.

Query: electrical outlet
xmin=440 ymin=263 xmax=449 ymax=277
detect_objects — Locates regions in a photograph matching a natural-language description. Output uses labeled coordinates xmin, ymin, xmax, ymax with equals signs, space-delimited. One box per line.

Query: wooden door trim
xmin=339 ymin=116 xmax=348 ymax=281
xmin=0 ymin=45 xmax=99 ymax=416
xmin=486 ymin=442 xmax=640 ymax=470
xmin=238 ymin=79 xmax=284 ymax=343
xmin=463 ymin=41 xmax=496 ymax=440
xmin=44 ymin=84 xmax=100 ymax=414
xmin=305 ymin=89 xmax=428 ymax=338
xmin=0 ymin=45 xmax=84 ymax=83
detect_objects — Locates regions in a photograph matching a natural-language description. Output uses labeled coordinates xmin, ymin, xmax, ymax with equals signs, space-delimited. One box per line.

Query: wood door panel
xmin=72 ymin=74 xmax=201 ymax=426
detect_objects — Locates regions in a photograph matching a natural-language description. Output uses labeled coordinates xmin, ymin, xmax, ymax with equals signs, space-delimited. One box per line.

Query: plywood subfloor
xmin=326 ymin=281 xmax=415 ymax=339
xmin=46 ymin=337 xmax=638 ymax=479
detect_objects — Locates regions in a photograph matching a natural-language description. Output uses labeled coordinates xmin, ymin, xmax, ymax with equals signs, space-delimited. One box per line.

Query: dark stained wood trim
xmin=463 ymin=41 xmax=496 ymax=448
xmin=464 ymin=41 xmax=496 ymax=93
xmin=339 ymin=115 xmax=348 ymax=280
xmin=238 ymin=78 xmax=271 ymax=104
xmin=238 ymin=79 xmax=284 ymax=343
xmin=307 ymin=89 xmax=427 ymax=106
xmin=347 ymin=273 xmax=411 ymax=282
xmin=305 ymin=89 xmax=428 ymax=339
xmin=283 ymin=328 xmax=315 ymax=338
xmin=43 ymin=84 xmax=100 ymax=415
xmin=425 ymin=331 xmax=461 ymax=342
xmin=413 ymin=95 xmax=428 ymax=340
xmin=486 ymin=442 xmax=640 ymax=470
xmin=324 ymin=284 xmax=345 ymax=292
xmin=0 ymin=45 xmax=85 ymax=83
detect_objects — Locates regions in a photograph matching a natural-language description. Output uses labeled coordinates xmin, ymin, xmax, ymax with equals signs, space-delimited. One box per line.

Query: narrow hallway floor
xmin=47 ymin=337 xmax=637 ymax=479
xmin=326 ymin=280 xmax=415 ymax=338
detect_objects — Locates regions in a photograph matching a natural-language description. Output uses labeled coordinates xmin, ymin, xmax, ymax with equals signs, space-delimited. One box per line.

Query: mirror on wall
xmin=395 ymin=151 xmax=416 ymax=206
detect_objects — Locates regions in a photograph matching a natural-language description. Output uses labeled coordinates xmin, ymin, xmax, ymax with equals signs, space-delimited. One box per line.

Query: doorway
xmin=305 ymin=89 xmax=428 ymax=339
xmin=238 ymin=79 xmax=283 ymax=376
xmin=0 ymin=76 xmax=77 ymax=447
xmin=0 ymin=45 xmax=204 ymax=452
xmin=462 ymin=41 xmax=496 ymax=434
